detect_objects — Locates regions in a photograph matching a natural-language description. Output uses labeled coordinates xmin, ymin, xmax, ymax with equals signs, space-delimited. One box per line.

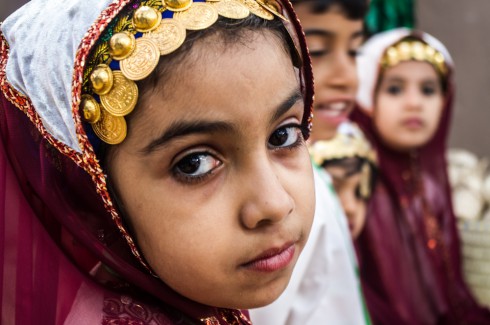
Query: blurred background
xmin=1 ymin=0 xmax=489 ymax=158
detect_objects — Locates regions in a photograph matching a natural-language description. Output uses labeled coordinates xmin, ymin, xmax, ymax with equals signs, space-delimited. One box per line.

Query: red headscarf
xmin=0 ymin=0 xmax=313 ymax=323
xmin=351 ymin=28 xmax=490 ymax=325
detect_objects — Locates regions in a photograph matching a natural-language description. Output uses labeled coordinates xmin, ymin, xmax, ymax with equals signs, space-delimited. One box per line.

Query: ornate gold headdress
xmin=381 ymin=39 xmax=447 ymax=77
xmin=81 ymin=0 xmax=287 ymax=145
xmin=309 ymin=124 xmax=377 ymax=198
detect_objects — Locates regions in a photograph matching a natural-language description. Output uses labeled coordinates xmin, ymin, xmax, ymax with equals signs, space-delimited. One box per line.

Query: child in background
xmin=251 ymin=0 xmax=373 ymax=324
xmin=309 ymin=122 xmax=377 ymax=240
xmin=0 ymin=0 xmax=316 ymax=323
xmin=352 ymin=27 xmax=490 ymax=324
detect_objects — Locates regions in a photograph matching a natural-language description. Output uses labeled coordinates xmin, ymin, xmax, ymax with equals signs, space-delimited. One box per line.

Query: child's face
xmin=294 ymin=4 xmax=364 ymax=141
xmin=325 ymin=165 xmax=367 ymax=239
xmin=107 ymin=32 xmax=315 ymax=309
xmin=374 ymin=61 xmax=444 ymax=151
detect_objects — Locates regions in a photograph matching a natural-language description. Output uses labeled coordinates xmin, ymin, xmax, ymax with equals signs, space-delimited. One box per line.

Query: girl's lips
xmin=242 ymin=243 xmax=296 ymax=272
xmin=402 ymin=118 xmax=424 ymax=129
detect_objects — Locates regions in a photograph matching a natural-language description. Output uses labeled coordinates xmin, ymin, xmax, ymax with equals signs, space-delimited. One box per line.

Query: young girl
xmin=309 ymin=122 xmax=377 ymax=240
xmin=352 ymin=28 xmax=490 ymax=324
xmin=0 ymin=0 xmax=316 ymax=323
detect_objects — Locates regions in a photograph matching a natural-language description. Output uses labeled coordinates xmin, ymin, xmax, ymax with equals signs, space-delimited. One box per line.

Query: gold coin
xmin=238 ymin=0 xmax=273 ymax=20
xmin=173 ymin=3 xmax=219 ymax=31
xmin=90 ymin=64 xmax=114 ymax=95
xmin=144 ymin=19 xmax=186 ymax=55
xmin=120 ymin=37 xmax=160 ymax=81
xmin=92 ymin=109 xmax=127 ymax=145
xmin=411 ymin=42 xmax=425 ymax=61
xmin=164 ymin=0 xmax=193 ymax=11
xmin=109 ymin=32 xmax=136 ymax=60
xmin=80 ymin=94 xmax=101 ymax=124
xmin=212 ymin=0 xmax=250 ymax=19
xmin=100 ymin=71 xmax=138 ymax=116
xmin=256 ymin=0 xmax=286 ymax=20
xmin=398 ymin=42 xmax=411 ymax=61
xmin=133 ymin=6 xmax=162 ymax=32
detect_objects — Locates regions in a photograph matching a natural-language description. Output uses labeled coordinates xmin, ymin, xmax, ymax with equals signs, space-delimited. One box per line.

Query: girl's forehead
xmin=382 ymin=60 xmax=440 ymax=80
xmin=123 ymin=33 xmax=301 ymax=150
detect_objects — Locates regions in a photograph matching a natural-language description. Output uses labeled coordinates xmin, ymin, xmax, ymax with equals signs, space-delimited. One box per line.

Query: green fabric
xmin=365 ymin=0 xmax=416 ymax=36
xmin=356 ymin=266 xmax=373 ymax=325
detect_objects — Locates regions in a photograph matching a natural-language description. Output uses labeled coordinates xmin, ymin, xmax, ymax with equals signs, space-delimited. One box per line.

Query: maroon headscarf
xmin=0 ymin=0 xmax=313 ymax=324
xmin=351 ymin=28 xmax=490 ymax=325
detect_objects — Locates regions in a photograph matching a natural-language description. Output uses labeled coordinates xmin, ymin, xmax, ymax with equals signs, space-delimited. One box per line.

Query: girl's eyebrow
xmin=142 ymin=89 xmax=303 ymax=155
xmin=269 ymin=90 xmax=303 ymax=124
xmin=304 ymin=29 xmax=333 ymax=37
xmin=304 ymin=29 xmax=363 ymax=41
xmin=142 ymin=120 xmax=233 ymax=155
xmin=383 ymin=76 xmax=405 ymax=83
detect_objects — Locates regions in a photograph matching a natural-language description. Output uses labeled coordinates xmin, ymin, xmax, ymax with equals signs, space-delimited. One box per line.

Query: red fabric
xmin=351 ymin=32 xmax=490 ymax=325
xmin=0 ymin=1 xmax=313 ymax=324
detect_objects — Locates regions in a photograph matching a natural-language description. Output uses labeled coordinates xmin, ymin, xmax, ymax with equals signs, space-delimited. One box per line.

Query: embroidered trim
xmin=0 ymin=1 xmax=152 ymax=274
xmin=71 ymin=0 xmax=153 ymax=272
xmin=103 ymin=295 xmax=169 ymax=324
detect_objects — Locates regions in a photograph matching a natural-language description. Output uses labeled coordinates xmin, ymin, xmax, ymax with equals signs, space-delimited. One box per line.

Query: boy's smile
xmin=294 ymin=3 xmax=364 ymax=141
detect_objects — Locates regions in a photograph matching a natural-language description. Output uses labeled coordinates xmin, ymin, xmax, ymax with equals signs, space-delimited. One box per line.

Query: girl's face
xmin=294 ymin=4 xmax=364 ymax=141
xmin=108 ymin=32 xmax=315 ymax=309
xmin=325 ymin=164 xmax=367 ymax=239
xmin=374 ymin=60 xmax=444 ymax=151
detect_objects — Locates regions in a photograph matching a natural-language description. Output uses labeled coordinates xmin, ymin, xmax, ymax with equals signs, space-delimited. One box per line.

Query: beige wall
xmin=417 ymin=1 xmax=490 ymax=157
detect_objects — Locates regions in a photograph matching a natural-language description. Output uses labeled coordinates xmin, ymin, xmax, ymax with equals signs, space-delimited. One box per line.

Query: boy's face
xmin=294 ymin=3 xmax=364 ymax=141
xmin=325 ymin=164 xmax=367 ymax=239
xmin=374 ymin=61 xmax=444 ymax=151
xmin=107 ymin=32 xmax=315 ymax=309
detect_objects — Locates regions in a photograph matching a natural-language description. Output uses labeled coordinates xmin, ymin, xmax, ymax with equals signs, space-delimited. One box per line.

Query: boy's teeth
xmin=328 ymin=102 xmax=347 ymax=111
xmin=324 ymin=109 xmax=342 ymax=117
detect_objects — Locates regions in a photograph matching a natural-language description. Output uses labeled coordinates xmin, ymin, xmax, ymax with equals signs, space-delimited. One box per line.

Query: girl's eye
xmin=309 ymin=48 xmax=329 ymax=58
xmin=173 ymin=152 xmax=221 ymax=182
xmin=386 ymin=84 xmax=402 ymax=95
xmin=421 ymin=85 xmax=436 ymax=96
xmin=268 ymin=125 xmax=303 ymax=149
xmin=348 ymin=49 xmax=360 ymax=58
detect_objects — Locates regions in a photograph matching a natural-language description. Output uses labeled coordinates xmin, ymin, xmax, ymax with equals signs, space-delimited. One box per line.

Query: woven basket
xmin=459 ymin=215 xmax=490 ymax=307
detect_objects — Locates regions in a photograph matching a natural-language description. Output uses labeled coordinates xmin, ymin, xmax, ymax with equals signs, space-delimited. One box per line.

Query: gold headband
xmin=80 ymin=0 xmax=287 ymax=145
xmin=381 ymin=40 xmax=447 ymax=77
xmin=309 ymin=133 xmax=376 ymax=167
xmin=309 ymin=127 xmax=377 ymax=198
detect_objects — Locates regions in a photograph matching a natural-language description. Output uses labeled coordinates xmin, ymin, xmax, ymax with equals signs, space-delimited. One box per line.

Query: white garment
xmin=250 ymin=165 xmax=367 ymax=325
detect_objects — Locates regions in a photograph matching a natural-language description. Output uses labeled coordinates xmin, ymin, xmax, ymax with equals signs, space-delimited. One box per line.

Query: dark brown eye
xmin=174 ymin=153 xmax=220 ymax=178
xmin=268 ymin=126 xmax=301 ymax=148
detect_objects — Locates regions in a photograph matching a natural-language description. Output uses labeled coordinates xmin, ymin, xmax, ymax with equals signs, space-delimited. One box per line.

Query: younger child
xmin=309 ymin=122 xmax=377 ymax=240
xmin=352 ymin=28 xmax=490 ymax=324
xmin=0 ymin=0 xmax=316 ymax=323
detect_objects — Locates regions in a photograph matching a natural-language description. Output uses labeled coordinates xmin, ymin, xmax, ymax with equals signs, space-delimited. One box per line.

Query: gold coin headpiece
xmin=309 ymin=125 xmax=377 ymax=198
xmin=381 ymin=39 xmax=447 ymax=77
xmin=81 ymin=0 xmax=288 ymax=145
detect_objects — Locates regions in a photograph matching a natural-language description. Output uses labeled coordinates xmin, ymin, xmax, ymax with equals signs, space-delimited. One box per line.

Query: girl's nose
xmin=239 ymin=161 xmax=294 ymax=230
